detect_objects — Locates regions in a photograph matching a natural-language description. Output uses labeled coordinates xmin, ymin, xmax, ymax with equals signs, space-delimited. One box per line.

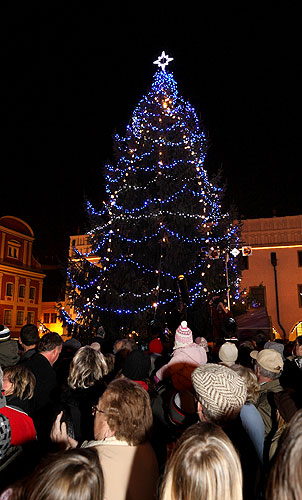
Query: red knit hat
xmin=149 ymin=338 xmax=163 ymax=354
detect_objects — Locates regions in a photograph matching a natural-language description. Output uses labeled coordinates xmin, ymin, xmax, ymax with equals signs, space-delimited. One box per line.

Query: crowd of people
xmin=0 ymin=319 xmax=302 ymax=499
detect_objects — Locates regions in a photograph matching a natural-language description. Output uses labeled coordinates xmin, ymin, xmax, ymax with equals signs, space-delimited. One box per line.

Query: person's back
xmin=87 ymin=438 xmax=158 ymax=500
xmin=24 ymin=332 xmax=63 ymax=447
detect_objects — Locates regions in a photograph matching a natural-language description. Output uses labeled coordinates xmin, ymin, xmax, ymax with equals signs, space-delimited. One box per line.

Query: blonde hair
xmin=3 ymin=365 xmax=36 ymax=400
xmin=231 ymin=364 xmax=259 ymax=404
xmin=68 ymin=346 xmax=108 ymax=390
xmin=266 ymin=409 xmax=302 ymax=500
xmin=11 ymin=448 xmax=104 ymax=500
xmin=161 ymin=422 xmax=243 ymax=500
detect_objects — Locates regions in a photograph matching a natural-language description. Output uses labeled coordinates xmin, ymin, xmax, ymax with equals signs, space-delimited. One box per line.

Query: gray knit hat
xmin=192 ymin=363 xmax=247 ymax=422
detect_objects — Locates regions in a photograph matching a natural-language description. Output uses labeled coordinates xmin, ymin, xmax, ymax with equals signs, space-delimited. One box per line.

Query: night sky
xmin=1 ymin=5 xmax=301 ymax=260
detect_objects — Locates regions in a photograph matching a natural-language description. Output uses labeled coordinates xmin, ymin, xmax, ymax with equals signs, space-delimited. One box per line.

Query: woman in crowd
xmin=160 ymin=421 xmax=243 ymax=500
xmin=2 ymin=365 xmax=35 ymax=416
xmin=1 ymin=448 xmax=104 ymax=500
xmin=266 ymin=408 xmax=302 ymax=500
xmin=59 ymin=345 xmax=108 ymax=442
xmin=51 ymin=378 xmax=159 ymax=500
xmin=231 ymin=364 xmax=265 ymax=463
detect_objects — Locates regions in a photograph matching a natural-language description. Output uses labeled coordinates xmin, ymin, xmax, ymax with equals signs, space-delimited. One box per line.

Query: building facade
xmin=240 ymin=214 xmax=302 ymax=340
xmin=0 ymin=216 xmax=45 ymax=338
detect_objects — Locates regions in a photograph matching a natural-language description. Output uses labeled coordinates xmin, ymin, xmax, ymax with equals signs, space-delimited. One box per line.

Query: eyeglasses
xmin=92 ymin=406 xmax=105 ymax=416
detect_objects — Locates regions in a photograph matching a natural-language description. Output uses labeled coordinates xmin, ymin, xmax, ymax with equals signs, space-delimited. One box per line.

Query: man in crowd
xmin=250 ymin=348 xmax=285 ymax=461
xmin=25 ymin=332 xmax=63 ymax=449
xmin=18 ymin=324 xmax=39 ymax=363
xmin=192 ymin=363 xmax=262 ymax=500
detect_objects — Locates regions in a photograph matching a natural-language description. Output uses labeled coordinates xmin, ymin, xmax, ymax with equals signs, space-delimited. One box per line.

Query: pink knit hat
xmin=174 ymin=321 xmax=193 ymax=349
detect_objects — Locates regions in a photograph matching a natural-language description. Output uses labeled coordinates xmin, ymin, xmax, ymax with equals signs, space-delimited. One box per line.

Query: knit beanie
xmin=219 ymin=342 xmax=238 ymax=367
xmin=192 ymin=363 xmax=247 ymax=423
xmin=122 ymin=349 xmax=151 ymax=381
xmin=195 ymin=337 xmax=209 ymax=352
xmin=174 ymin=321 xmax=193 ymax=349
xmin=0 ymin=413 xmax=11 ymax=459
xmin=149 ymin=338 xmax=163 ymax=354
xmin=0 ymin=325 xmax=11 ymax=342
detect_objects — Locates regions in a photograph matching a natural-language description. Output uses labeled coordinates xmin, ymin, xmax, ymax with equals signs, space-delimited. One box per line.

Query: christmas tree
xmin=66 ymin=51 xmax=241 ymax=340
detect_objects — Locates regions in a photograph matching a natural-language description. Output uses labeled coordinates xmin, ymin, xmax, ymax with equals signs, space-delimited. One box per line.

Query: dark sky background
xmin=1 ymin=4 xmax=301 ymax=261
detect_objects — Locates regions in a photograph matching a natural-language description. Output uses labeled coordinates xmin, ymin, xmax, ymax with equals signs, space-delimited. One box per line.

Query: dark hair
xmin=20 ymin=324 xmax=39 ymax=346
xmin=295 ymin=336 xmax=302 ymax=347
xmin=38 ymin=332 xmax=63 ymax=353
xmin=11 ymin=448 xmax=104 ymax=500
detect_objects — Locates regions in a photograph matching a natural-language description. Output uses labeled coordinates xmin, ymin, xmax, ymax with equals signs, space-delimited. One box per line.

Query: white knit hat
xmin=174 ymin=321 xmax=193 ymax=349
xmin=0 ymin=325 xmax=10 ymax=342
xmin=219 ymin=342 xmax=238 ymax=367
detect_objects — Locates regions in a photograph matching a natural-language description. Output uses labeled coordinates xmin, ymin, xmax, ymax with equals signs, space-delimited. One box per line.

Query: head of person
xmin=293 ymin=336 xmax=302 ymax=357
xmin=38 ymin=332 xmax=64 ymax=365
xmin=11 ymin=447 xmax=104 ymax=500
xmin=0 ymin=413 xmax=11 ymax=459
xmin=174 ymin=321 xmax=193 ymax=349
xmin=67 ymin=345 xmax=108 ymax=390
xmin=250 ymin=349 xmax=283 ymax=381
xmin=121 ymin=349 xmax=151 ymax=382
xmin=161 ymin=422 xmax=243 ymax=500
xmin=2 ymin=364 xmax=36 ymax=400
xmin=192 ymin=363 xmax=247 ymax=426
xmin=266 ymin=409 xmax=302 ymax=500
xmin=218 ymin=342 xmax=238 ymax=367
xmin=92 ymin=378 xmax=153 ymax=445
xmin=231 ymin=364 xmax=259 ymax=405
xmin=20 ymin=324 xmax=39 ymax=347
xmin=0 ymin=325 xmax=11 ymax=343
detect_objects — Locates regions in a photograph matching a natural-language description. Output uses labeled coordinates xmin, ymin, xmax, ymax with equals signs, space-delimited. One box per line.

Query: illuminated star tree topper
xmin=153 ymin=50 xmax=174 ymax=71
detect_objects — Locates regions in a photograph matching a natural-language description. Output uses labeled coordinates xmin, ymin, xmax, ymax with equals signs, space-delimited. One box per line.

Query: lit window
xmin=4 ymin=310 xmax=12 ymax=325
xmin=6 ymin=283 xmax=14 ymax=297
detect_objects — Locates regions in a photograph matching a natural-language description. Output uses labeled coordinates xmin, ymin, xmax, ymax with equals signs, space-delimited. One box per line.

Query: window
xmin=44 ymin=313 xmax=50 ymax=323
xmin=16 ymin=311 xmax=24 ymax=326
xmin=29 ymin=287 xmax=36 ymax=300
xmin=298 ymin=251 xmax=302 ymax=267
xmin=249 ymin=286 xmax=266 ymax=307
xmin=19 ymin=285 xmax=25 ymax=298
xmin=298 ymin=285 xmax=302 ymax=308
xmin=51 ymin=313 xmax=57 ymax=324
xmin=6 ymin=283 xmax=14 ymax=297
xmin=27 ymin=312 xmax=34 ymax=324
xmin=4 ymin=310 xmax=12 ymax=325
xmin=7 ymin=240 xmax=20 ymax=259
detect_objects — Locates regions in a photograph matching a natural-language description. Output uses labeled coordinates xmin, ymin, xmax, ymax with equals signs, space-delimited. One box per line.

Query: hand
xmin=50 ymin=411 xmax=78 ymax=450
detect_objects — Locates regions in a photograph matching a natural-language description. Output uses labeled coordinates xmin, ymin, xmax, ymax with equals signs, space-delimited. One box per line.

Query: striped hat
xmin=192 ymin=363 xmax=247 ymax=423
xmin=174 ymin=321 xmax=193 ymax=349
xmin=0 ymin=325 xmax=11 ymax=342
xmin=0 ymin=413 xmax=11 ymax=458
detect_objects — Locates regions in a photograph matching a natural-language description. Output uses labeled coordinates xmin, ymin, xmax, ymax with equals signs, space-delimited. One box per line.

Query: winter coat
xmin=156 ymin=343 xmax=207 ymax=391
